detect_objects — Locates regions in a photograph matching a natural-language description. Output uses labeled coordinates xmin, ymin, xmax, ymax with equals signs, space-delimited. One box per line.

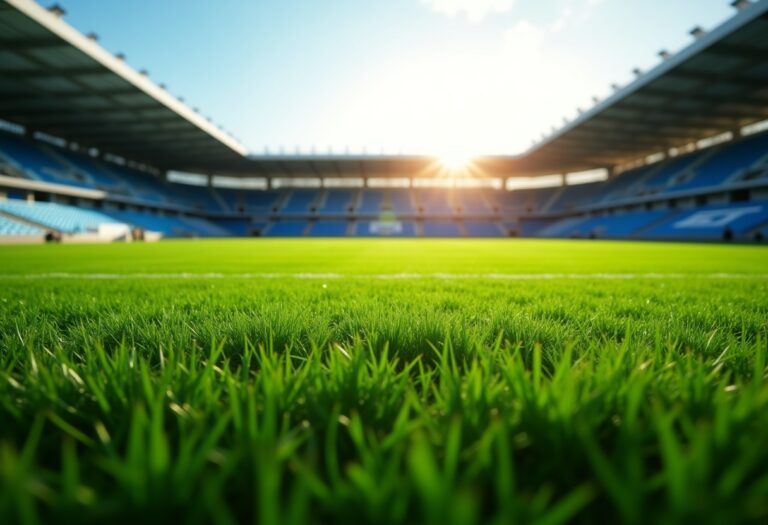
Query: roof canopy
xmin=516 ymin=0 xmax=768 ymax=174
xmin=0 ymin=0 xmax=249 ymax=173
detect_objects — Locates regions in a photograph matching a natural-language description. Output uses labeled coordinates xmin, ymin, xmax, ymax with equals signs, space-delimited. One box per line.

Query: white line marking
xmin=0 ymin=272 xmax=766 ymax=280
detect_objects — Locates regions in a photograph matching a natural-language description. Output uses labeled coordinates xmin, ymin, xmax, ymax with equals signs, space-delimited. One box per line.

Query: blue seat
xmin=244 ymin=190 xmax=282 ymax=212
xmin=265 ymin=221 xmax=307 ymax=236
xmin=533 ymin=216 xmax=592 ymax=237
xmin=518 ymin=219 xmax=554 ymax=236
xmin=416 ymin=190 xmax=453 ymax=214
xmin=423 ymin=221 xmax=461 ymax=237
xmin=465 ymin=221 xmax=503 ymax=236
xmin=104 ymin=164 xmax=169 ymax=203
xmin=103 ymin=210 xmax=228 ymax=237
xmin=214 ymin=218 xmax=253 ymax=236
xmin=389 ymin=190 xmax=415 ymax=214
xmin=0 ymin=214 xmax=43 ymax=236
xmin=548 ymin=182 xmax=603 ymax=212
xmin=597 ymin=165 xmax=655 ymax=203
xmin=643 ymin=202 xmax=768 ymax=240
xmin=281 ymin=190 xmax=317 ymax=213
xmin=56 ymin=149 xmax=123 ymax=189
xmin=455 ymin=191 xmax=491 ymax=214
xmin=319 ymin=190 xmax=353 ymax=214
xmin=0 ymin=200 xmax=121 ymax=234
xmin=309 ymin=221 xmax=348 ymax=236
xmin=357 ymin=190 xmax=384 ymax=213
xmin=0 ymin=134 xmax=92 ymax=188
xmin=671 ymin=133 xmax=768 ymax=192
xmin=169 ymin=182 xmax=225 ymax=212
xmin=637 ymin=150 xmax=706 ymax=194
xmin=488 ymin=187 xmax=559 ymax=214
xmin=566 ymin=211 xmax=671 ymax=238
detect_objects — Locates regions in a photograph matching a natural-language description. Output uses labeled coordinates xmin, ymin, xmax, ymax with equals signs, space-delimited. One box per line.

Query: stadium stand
xmin=214 ymin=218 xmax=253 ymax=236
xmin=168 ymin=182 xmax=226 ymax=213
xmin=358 ymin=190 xmax=385 ymax=213
xmin=0 ymin=133 xmax=92 ymax=188
xmin=281 ymin=190 xmax=318 ymax=214
xmin=517 ymin=219 xmax=554 ymax=237
xmin=319 ymin=190 xmax=354 ymax=214
xmin=265 ymin=220 xmax=308 ymax=236
xmin=308 ymin=221 xmax=349 ymax=236
xmin=99 ymin=164 xmax=169 ymax=203
xmin=464 ymin=221 xmax=504 ymax=237
xmin=487 ymin=187 xmax=559 ymax=214
xmin=669 ymin=133 xmax=768 ymax=192
xmin=534 ymin=217 xmax=591 ymax=238
xmin=53 ymin=149 xmax=124 ymax=190
xmin=455 ymin=190 xmax=492 ymax=214
xmin=0 ymin=213 xmax=43 ymax=237
xmin=2 ymin=125 xmax=768 ymax=240
xmin=0 ymin=200 xmax=121 ymax=234
xmin=642 ymin=202 xmax=768 ymax=241
xmin=243 ymin=190 xmax=282 ymax=213
xmin=103 ymin=210 xmax=230 ymax=237
xmin=545 ymin=211 xmax=672 ymax=239
xmin=416 ymin=190 xmax=454 ymax=214
xmin=389 ymin=190 xmax=415 ymax=214
xmin=595 ymin=165 xmax=656 ymax=204
xmin=547 ymin=182 xmax=605 ymax=212
xmin=423 ymin=221 xmax=461 ymax=237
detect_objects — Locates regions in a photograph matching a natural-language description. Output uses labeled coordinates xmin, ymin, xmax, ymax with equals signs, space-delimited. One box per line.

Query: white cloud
xmin=550 ymin=7 xmax=574 ymax=33
xmin=421 ymin=0 xmax=516 ymax=23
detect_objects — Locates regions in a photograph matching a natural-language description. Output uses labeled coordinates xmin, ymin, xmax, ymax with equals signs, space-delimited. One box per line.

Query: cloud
xmin=421 ymin=0 xmax=516 ymax=23
xmin=551 ymin=0 xmax=608 ymax=32
xmin=550 ymin=7 xmax=574 ymax=33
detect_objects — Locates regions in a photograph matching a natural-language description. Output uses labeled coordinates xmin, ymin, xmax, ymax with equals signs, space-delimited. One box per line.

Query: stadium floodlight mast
xmin=658 ymin=49 xmax=671 ymax=60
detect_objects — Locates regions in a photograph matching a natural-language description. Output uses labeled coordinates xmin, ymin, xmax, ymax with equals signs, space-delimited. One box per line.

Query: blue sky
xmin=39 ymin=0 xmax=735 ymax=155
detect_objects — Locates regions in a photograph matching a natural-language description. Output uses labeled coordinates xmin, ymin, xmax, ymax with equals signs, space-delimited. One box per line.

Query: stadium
xmin=0 ymin=0 xmax=767 ymax=523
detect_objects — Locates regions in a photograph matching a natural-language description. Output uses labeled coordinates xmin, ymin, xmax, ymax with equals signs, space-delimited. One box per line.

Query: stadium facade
xmin=0 ymin=0 xmax=767 ymax=242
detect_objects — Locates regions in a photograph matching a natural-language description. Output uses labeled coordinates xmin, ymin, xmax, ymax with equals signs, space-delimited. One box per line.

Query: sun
xmin=437 ymin=151 xmax=475 ymax=172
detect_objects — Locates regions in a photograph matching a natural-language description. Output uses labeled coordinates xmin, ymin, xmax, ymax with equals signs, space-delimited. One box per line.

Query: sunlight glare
xmin=438 ymin=151 xmax=475 ymax=171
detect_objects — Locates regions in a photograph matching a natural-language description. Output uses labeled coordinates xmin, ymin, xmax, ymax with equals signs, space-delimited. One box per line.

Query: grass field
xmin=1 ymin=239 xmax=768 ymax=524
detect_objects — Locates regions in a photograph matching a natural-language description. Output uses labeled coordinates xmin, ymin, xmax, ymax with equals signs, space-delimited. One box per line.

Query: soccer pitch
xmin=1 ymin=239 xmax=768 ymax=524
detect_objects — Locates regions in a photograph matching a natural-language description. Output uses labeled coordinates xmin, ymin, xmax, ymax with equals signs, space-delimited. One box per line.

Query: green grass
xmin=1 ymin=239 xmax=767 ymax=524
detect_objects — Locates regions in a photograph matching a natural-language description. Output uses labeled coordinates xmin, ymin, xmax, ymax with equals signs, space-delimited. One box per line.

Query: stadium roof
xmin=516 ymin=0 xmax=768 ymax=174
xmin=0 ymin=0 xmax=249 ymax=173
xmin=0 ymin=0 xmax=767 ymax=178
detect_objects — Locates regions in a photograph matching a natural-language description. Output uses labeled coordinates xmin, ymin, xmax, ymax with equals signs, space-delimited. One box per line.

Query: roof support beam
xmin=0 ymin=104 xmax=168 ymax=118
xmin=25 ymin=114 xmax=184 ymax=132
xmin=0 ymin=89 xmax=147 ymax=104
xmin=0 ymin=36 xmax=68 ymax=51
xmin=0 ymin=66 xmax=108 ymax=79
xmin=667 ymin=69 xmax=767 ymax=88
